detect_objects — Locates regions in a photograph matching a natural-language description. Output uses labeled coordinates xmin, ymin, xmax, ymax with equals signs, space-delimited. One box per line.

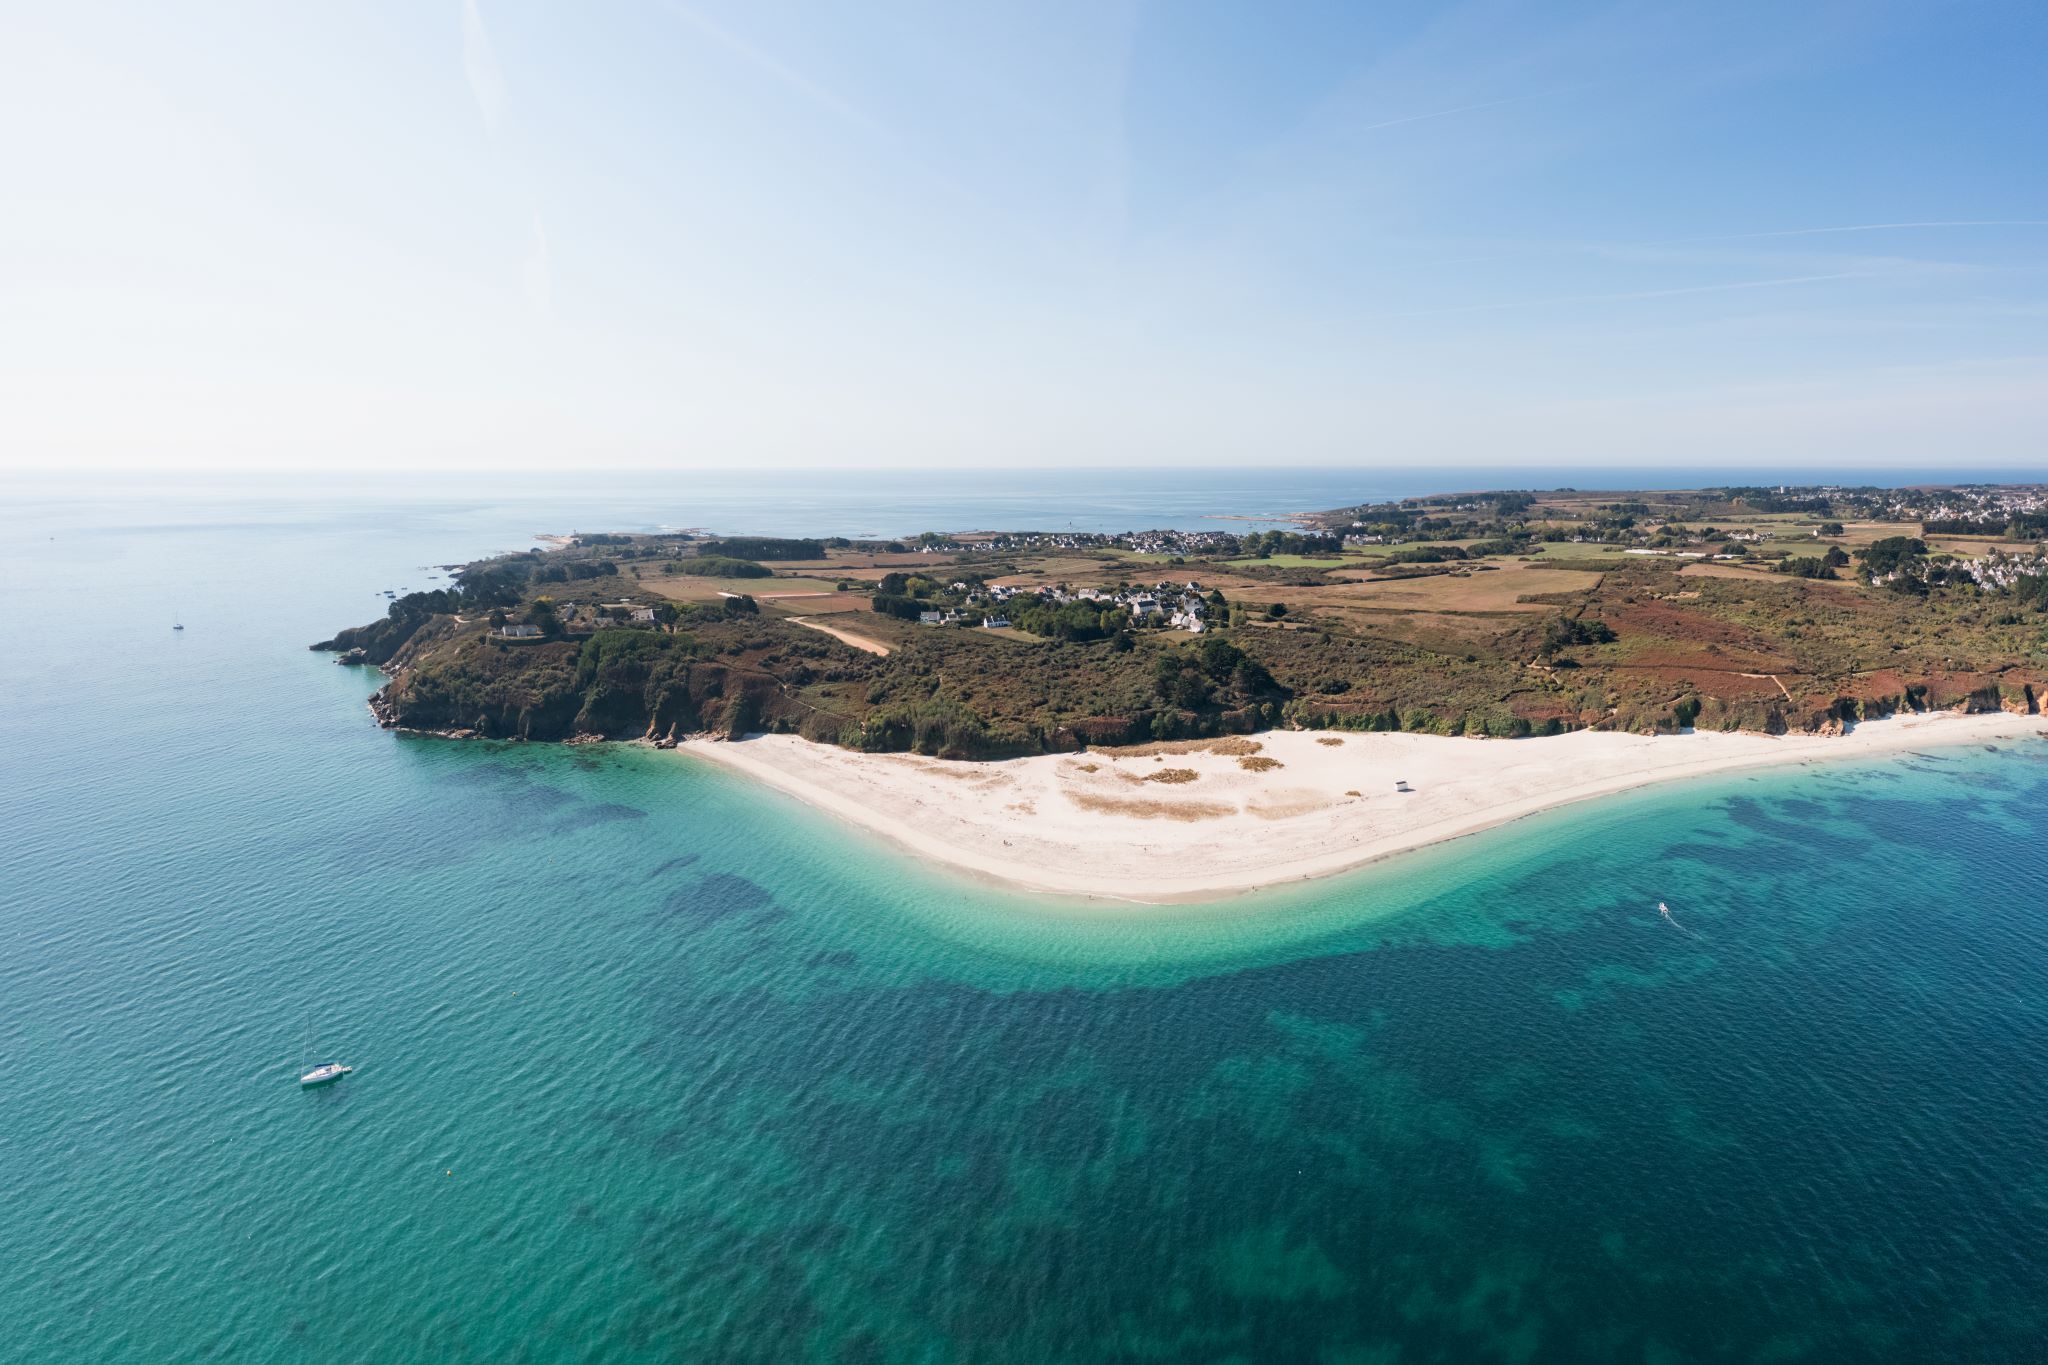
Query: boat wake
xmin=1658 ymin=900 xmax=1703 ymax=939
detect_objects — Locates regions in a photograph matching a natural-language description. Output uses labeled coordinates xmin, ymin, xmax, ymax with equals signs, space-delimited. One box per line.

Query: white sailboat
xmin=298 ymin=1018 xmax=353 ymax=1087
xmin=299 ymin=1062 xmax=353 ymax=1087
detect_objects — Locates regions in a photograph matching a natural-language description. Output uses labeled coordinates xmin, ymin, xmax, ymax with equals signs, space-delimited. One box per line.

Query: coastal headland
xmin=311 ymin=481 xmax=2048 ymax=897
xmin=676 ymin=712 xmax=2041 ymax=902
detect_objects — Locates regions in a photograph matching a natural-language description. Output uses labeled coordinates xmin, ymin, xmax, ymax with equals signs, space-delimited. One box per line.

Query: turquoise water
xmin=5 ymin=482 xmax=2048 ymax=1362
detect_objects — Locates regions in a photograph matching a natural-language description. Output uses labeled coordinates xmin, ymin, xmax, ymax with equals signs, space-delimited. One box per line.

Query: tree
xmin=525 ymin=597 xmax=562 ymax=638
xmin=1172 ymin=669 xmax=1213 ymax=709
xmin=871 ymin=594 xmax=923 ymax=621
xmin=1539 ymin=615 xmax=1614 ymax=658
xmin=693 ymin=557 xmax=773 ymax=579
xmin=1860 ymin=536 xmax=1927 ymax=578
xmin=697 ymin=536 xmax=825 ymax=561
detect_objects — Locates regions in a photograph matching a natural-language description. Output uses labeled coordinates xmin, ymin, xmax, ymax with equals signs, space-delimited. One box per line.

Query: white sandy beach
xmin=678 ymin=711 xmax=2041 ymax=902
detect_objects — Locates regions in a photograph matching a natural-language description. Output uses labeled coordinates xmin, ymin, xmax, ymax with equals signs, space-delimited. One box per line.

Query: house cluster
xmin=497 ymin=600 xmax=662 ymax=637
xmin=980 ymin=528 xmax=1245 ymax=557
xmin=1846 ymin=485 xmax=2048 ymax=524
xmin=982 ymin=531 xmax=1110 ymax=552
xmin=1959 ymin=549 xmax=2048 ymax=592
xmin=600 ymin=600 xmax=660 ymax=623
xmin=916 ymin=579 xmax=1213 ymax=632
xmin=1115 ymin=529 xmax=1240 ymax=557
xmin=1068 ymin=580 xmax=1212 ymax=631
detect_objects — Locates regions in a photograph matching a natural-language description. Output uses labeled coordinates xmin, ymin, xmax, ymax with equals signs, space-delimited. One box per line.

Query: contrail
xmin=1702 ymin=220 xmax=2048 ymax=241
xmin=1425 ymin=220 xmax=2048 ymax=270
xmin=661 ymin=0 xmax=882 ymax=136
xmin=1362 ymin=270 xmax=1866 ymax=320
xmin=461 ymin=0 xmax=507 ymax=134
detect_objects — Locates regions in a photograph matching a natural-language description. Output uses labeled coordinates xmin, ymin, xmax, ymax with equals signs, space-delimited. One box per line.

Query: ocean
xmin=4 ymin=471 xmax=2046 ymax=1362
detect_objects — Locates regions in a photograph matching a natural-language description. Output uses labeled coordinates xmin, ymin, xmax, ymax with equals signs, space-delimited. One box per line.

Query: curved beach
xmin=680 ymin=711 xmax=2041 ymax=902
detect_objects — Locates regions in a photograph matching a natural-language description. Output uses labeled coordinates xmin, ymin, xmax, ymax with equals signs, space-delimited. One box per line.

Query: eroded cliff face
xmin=339 ymin=622 xmax=838 ymax=745
xmin=310 ymin=614 xmax=427 ymax=666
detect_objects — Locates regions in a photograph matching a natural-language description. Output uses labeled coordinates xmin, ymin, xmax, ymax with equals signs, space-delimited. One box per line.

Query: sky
xmin=2 ymin=0 xmax=2044 ymax=473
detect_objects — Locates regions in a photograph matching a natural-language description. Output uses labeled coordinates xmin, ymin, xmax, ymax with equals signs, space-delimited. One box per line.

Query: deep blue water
xmin=3 ymin=474 xmax=2046 ymax=1362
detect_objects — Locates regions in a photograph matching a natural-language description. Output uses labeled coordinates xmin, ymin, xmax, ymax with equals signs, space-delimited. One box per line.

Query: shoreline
xmin=673 ymin=711 xmax=2043 ymax=904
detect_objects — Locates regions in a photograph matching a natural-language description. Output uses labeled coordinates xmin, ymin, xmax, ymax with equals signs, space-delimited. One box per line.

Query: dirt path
xmin=1739 ymin=672 xmax=1796 ymax=700
xmin=789 ymin=616 xmax=892 ymax=656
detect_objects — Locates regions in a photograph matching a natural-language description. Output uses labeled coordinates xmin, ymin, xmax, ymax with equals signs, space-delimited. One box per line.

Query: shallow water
xmin=4 ymin=480 xmax=2046 ymax=1362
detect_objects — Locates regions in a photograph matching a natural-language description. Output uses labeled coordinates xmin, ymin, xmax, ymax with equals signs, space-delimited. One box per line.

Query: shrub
xmin=693 ymin=557 xmax=773 ymax=579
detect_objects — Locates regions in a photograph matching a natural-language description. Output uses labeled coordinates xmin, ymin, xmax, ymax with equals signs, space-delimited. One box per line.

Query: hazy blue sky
xmin=4 ymin=1 xmax=2044 ymax=471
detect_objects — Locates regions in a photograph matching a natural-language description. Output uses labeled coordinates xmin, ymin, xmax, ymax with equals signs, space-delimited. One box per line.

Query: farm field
xmin=645 ymin=574 xmax=847 ymax=601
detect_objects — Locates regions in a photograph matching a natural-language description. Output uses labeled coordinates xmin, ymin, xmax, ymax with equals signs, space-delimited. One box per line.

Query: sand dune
xmin=678 ymin=712 xmax=2039 ymax=903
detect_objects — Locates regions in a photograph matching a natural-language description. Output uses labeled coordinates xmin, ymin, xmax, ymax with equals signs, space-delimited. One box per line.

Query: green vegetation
xmin=318 ymin=483 xmax=2048 ymax=753
xmin=1235 ymin=530 xmax=1342 ymax=558
xmin=691 ymin=556 xmax=773 ymax=579
xmin=696 ymin=536 xmax=826 ymax=561
xmin=1537 ymin=616 xmax=1616 ymax=659
xmin=1777 ymin=547 xmax=1849 ymax=579
xmin=1008 ymin=599 xmax=1127 ymax=642
xmin=1861 ymin=536 xmax=1928 ymax=578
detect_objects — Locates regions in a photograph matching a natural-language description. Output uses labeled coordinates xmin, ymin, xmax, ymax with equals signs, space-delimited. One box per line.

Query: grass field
xmin=1678 ymin=561 xmax=1782 ymax=582
xmin=1237 ymin=564 xmax=1607 ymax=616
xmin=969 ymin=626 xmax=1053 ymax=644
xmin=646 ymin=575 xmax=847 ymax=601
xmin=1522 ymin=542 xmax=1638 ymax=561
xmin=761 ymin=593 xmax=873 ymax=617
xmin=1217 ymin=553 xmax=1358 ymax=568
xmin=643 ymin=575 xmax=743 ymax=602
xmin=989 ymin=555 xmax=1137 ymax=587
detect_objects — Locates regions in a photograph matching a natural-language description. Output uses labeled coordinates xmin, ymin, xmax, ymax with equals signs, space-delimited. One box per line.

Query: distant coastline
xmin=676 ymin=711 xmax=2041 ymax=903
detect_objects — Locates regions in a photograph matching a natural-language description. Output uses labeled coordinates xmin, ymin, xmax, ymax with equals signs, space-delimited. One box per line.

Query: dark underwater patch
xmin=551 ymin=801 xmax=648 ymax=833
xmin=655 ymin=872 xmax=786 ymax=930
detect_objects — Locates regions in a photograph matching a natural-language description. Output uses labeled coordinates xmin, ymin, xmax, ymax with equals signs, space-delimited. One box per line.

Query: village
xmin=977 ymin=528 xmax=1247 ymax=557
xmin=914 ymin=578 xmax=1212 ymax=633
